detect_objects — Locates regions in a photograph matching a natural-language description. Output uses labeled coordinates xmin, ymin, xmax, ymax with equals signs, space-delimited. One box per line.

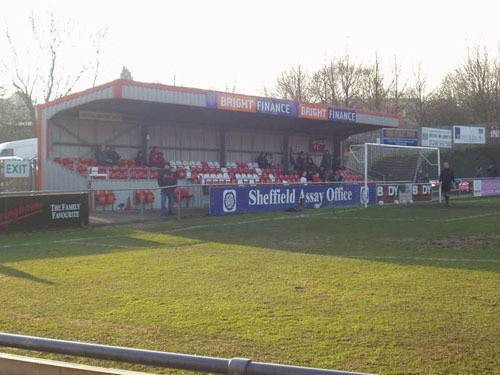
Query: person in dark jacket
xmin=134 ymin=150 xmax=147 ymax=166
xmin=320 ymin=150 xmax=332 ymax=172
xmin=486 ymin=163 xmax=498 ymax=177
xmin=95 ymin=144 xmax=113 ymax=166
xmin=157 ymin=162 xmax=177 ymax=216
xmin=439 ymin=162 xmax=455 ymax=207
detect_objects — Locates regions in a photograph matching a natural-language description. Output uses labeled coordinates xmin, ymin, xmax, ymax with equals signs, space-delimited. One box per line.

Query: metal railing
xmin=0 ymin=333 xmax=372 ymax=375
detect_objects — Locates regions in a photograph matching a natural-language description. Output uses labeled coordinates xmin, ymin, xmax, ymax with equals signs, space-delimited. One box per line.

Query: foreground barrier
xmin=0 ymin=192 xmax=89 ymax=234
xmin=0 ymin=333 xmax=372 ymax=375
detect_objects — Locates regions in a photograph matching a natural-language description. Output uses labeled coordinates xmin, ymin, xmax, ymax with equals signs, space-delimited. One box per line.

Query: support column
xmin=283 ymin=133 xmax=290 ymax=172
xmin=141 ymin=125 xmax=149 ymax=156
xmin=333 ymin=138 xmax=342 ymax=168
xmin=219 ymin=129 xmax=226 ymax=167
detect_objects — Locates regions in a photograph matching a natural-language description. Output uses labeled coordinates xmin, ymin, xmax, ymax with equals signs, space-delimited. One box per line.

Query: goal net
xmin=346 ymin=143 xmax=441 ymax=205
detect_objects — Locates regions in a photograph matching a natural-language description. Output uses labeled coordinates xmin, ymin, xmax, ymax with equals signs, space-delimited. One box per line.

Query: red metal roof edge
xmin=37 ymin=79 xmax=399 ymax=121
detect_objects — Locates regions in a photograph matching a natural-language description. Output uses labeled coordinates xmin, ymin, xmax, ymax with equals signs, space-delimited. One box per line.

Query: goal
xmin=346 ymin=143 xmax=441 ymax=206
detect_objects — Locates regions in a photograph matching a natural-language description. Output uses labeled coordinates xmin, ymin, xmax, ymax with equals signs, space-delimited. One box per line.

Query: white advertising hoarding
xmin=453 ymin=126 xmax=486 ymax=144
xmin=421 ymin=127 xmax=452 ymax=148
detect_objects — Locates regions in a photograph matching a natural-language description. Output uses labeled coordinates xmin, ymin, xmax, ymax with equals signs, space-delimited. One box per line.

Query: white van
xmin=0 ymin=138 xmax=37 ymax=160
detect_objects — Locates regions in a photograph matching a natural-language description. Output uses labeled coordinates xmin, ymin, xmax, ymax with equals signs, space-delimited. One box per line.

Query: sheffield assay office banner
xmin=209 ymin=183 xmax=376 ymax=215
xmin=0 ymin=192 xmax=89 ymax=233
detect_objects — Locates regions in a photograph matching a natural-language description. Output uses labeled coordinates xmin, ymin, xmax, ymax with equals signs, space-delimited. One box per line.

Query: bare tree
xmin=428 ymin=73 xmax=467 ymax=125
xmin=274 ymin=65 xmax=312 ymax=101
xmin=408 ymin=63 xmax=430 ymax=125
xmin=363 ymin=53 xmax=388 ymax=111
xmin=1 ymin=12 xmax=107 ymax=129
xmin=310 ymin=61 xmax=340 ymax=105
xmin=446 ymin=44 xmax=495 ymax=123
xmin=336 ymin=53 xmax=364 ymax=107
xmin=492 ymin=48 xmax=500 ymax=122
xmin=387 ymin=55 xmax=408 ymax=115
xmin=0 ymin=93 xmax=35 ymax=141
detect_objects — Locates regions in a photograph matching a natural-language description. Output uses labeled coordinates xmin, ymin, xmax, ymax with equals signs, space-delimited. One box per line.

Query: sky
xmin=1 ymin=0 xmax=499 ymax=99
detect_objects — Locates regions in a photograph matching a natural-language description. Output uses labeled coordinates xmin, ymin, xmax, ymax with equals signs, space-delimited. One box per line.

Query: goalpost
xmin=346 ymin=143 xmax=441 ymax=207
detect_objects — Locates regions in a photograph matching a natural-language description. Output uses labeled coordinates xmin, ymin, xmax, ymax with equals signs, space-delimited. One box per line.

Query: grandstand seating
xmin=53 ymin=157 xmax=364 ymax=186
xmin=95 ymin=190 xmax=116 ymax=210
xmin=136 ymin=189 xmax=155 ymax=208
xmin=173 ymin=188 xmax=194 ymax=207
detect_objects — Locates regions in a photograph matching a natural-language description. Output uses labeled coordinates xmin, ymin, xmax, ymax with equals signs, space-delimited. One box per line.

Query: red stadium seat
xmin=95 ymin=190 xmax=115 ymax=211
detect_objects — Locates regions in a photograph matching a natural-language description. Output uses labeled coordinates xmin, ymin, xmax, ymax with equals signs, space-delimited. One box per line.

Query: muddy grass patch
xmin=406 ymin=234 xmax=500 ymax=249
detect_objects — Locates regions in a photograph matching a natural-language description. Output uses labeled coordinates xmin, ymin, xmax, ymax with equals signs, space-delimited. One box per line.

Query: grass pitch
xmin=0 ymin=198 xmax=499 ymax=374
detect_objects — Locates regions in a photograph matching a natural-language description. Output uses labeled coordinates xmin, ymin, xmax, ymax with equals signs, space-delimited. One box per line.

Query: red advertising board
xmin=217 ymin=93 xmax=256 ymax=113
xmin=376 ymin=184 xmax=432 ymax=204
xmin=309 ymin=137 xmax=327 ymax=153
xmin=298 ymin=103 xmax=329 ymax=120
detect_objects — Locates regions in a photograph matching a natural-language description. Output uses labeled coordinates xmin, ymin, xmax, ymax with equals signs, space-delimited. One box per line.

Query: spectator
xmin=157 ymin=162 xmax=177 ymax=216
xmin=256 ymin=151 xmax=267 ymax=169
xmin=149 ymin=146 xmax=166 ymax=168
xmin=306 ymin=157 xmax=318 ymax=173
xmin=95 ymin=144 xmax=113 ymax=166
xmin=335 ymin=170 xmax=345 ymax=182
xmin=486 ymin=163 xmax=498 ymax=177
xmin=135 ymin=150 xmax=147 ymax=166
xmin=320 ymin=150 xmax=332 ymax=172
xmin=300 ymin=171 xmax=308 ymax=185
xmin=265 ymin=152 xmax=276 ymax=169
xmin=475 ymin=166 xmax=484 ymax=178
xmin=106 ymin=146 xmax=121 ymax=165
xmin=325 ymin=169 xmax=336 ymax=182
xmin=318 ymin=166 xmax=327 ymax=180
xmin=296 ymin=151 xmax=306 ymax=171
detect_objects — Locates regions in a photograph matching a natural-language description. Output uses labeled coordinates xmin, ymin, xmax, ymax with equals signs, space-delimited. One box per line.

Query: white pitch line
xmin=346 ymin=255 xmax=500 ymax=263
xmin=444 ymin=212 xmax=500 ymax=222
xmin=0 ymin=234 xmax=126 ymax=249
xmin=0 ymin=208 xmax=360 ymax=250
xmin=1 ymin=205 xmax=494 ymax=251
xmin=77 ymin=242 xmax=132 ymax=249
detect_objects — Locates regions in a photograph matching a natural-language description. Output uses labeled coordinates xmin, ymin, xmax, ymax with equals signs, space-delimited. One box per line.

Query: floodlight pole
xmin=364 ymin=143 xmax=368 ymax=208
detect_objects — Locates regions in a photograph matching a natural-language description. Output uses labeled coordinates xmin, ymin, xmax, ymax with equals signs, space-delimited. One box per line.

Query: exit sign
xmin=3 ymin=160 xmax=31 ymax=178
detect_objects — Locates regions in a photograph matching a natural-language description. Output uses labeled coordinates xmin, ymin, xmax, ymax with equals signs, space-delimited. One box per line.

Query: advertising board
xmin=209 ymin=183 xmax=375 ymax=215
xmin=0 ymin=193 xmax=89 ymax=233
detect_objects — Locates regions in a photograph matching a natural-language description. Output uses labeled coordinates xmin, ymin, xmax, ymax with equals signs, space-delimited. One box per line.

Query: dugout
xmin=36 ymin=79 xmax=399 ymax=205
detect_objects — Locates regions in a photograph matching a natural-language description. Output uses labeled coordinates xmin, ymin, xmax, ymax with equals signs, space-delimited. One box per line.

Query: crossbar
xmin=0 ymin=333 xmax=372 ymax=375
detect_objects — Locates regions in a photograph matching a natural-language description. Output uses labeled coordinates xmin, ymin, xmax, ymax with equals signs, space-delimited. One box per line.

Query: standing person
xmin=439 ymin=162 xmax=455 ymax=207
xmin=157 ymin=162 xmax=177 ymax=216
xmin=320 ymin=150 xmax=332 ymax=172
xmin=486 ymin=163 xmax=498 ymax=177
xmin=256 ymin=151 xmax=267 ymax=169
xmin=475 ymin=166 xmax=484 ymax=178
